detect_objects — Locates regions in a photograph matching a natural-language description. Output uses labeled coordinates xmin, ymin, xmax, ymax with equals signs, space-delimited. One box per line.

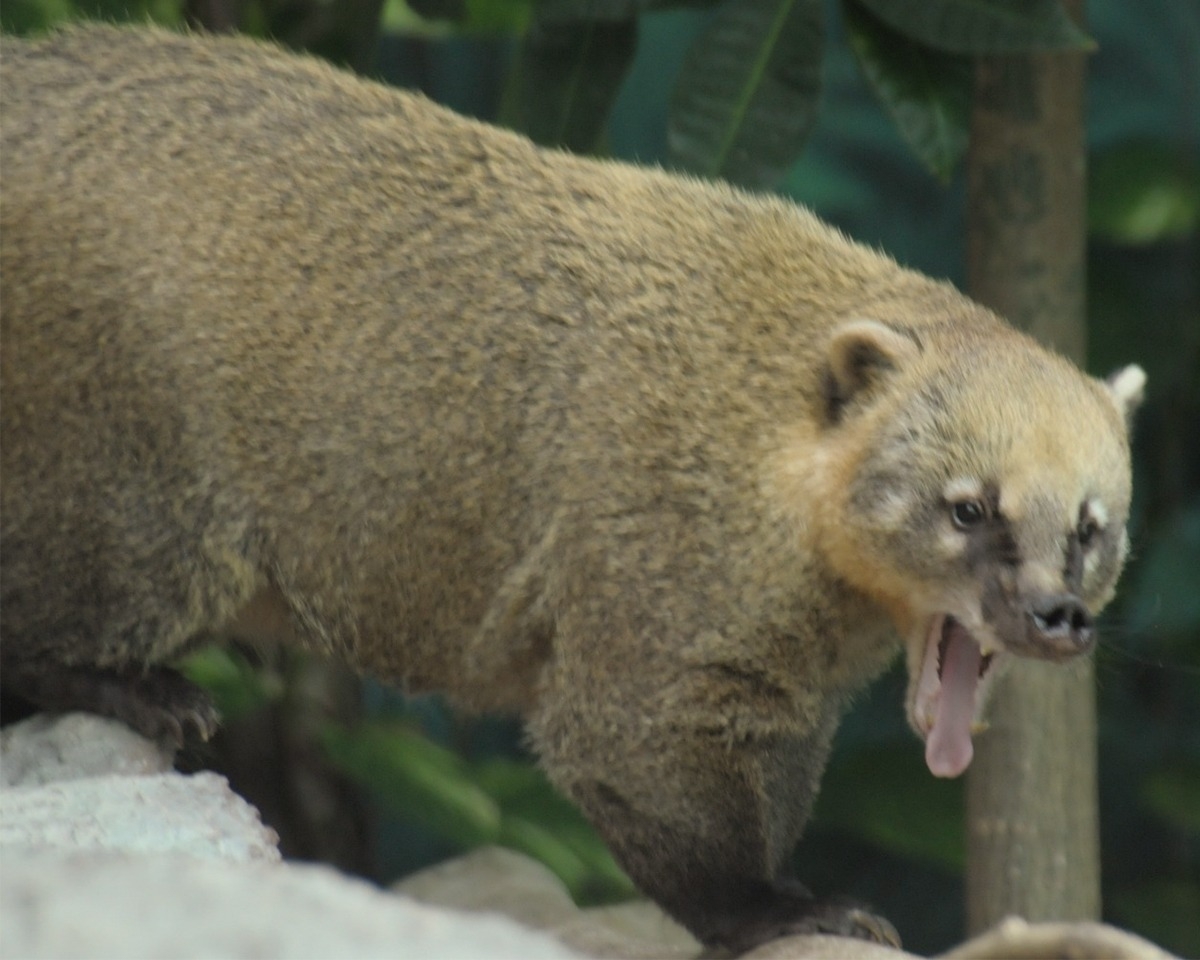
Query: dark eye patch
xmin=951 ymin=485 xmax=1019 ymax=568
xmin=1076 ymin=504 xmax=1103 ymax=550
xmin=1065 ymin=502 xmax=1108 ymax=589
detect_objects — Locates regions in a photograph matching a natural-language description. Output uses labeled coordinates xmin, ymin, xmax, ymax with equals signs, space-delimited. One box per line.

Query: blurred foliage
xmin=183 ymin=646 xmax=277 ymax=719
xmin=0 ymin=0 xmax=1103 ymax=186
xmin=1142 ymin=764 xmax=1200 ymax=835
xmin=854 ymin=0 xmax=1092 ymax=54
xmin=499 ymin=17 xmax=637 ymax=152
xmin=8 ymin=0 xmax=1198 ymax=953
xmin=1125 ymin=503 xmax=1200 ymax=644
xmin=1090 ymin=141 xmax=1200 ymax=245
xmin=842 ymin=2 xmax=969 ymax=183
xmin=667 ymin=0 xmax=825 ymax=185
xmin=321 ymin=719 xmax=635 ymax=904
xmin=185 ymin=647 xmax=634 ymax=905
xmin=0 ymin=0 xmax=177 ymax=32
xmin=383 ymin=0 xmax=530 ymax=36
xmin=814 ymin=743 xmax=965 ymax=872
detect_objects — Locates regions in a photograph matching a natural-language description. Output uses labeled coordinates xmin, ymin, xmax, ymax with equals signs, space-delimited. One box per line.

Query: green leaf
xmin=1142 ymin=763 xmax=1200 ymax=835
xmin=815 ymin=744 xmax=965 ymax=870
xmin=65 ymin=0 xmax=180 ymax=26
xmin=1089 ymin=141 xmax=1200 ymax=245
xmin=383 ymin=0 xmax=531 ymax=35
xmin=501 ymin=16 xmax=637 ymax=153
xmin=406 ymin=0 xmax=467 ymax=20
xmin=1111 ymin=881 xmax=1200 ymax=959
xmin=464 ymin=0 xmax=535 ymax=32
xmin=534 ymin=0 xmax=640 ymax=18
xmin=1126 ymin=503 xmax=1200 ymax=646
xmin=844 ymin=0 xmax=969 ymax=182
xmin=534 ymin=0 xmax=719 ymax=19
xmin=0 ymin=0 xmax=75 ymax=35
xmin=377 ymin=0 xmax=438 ymax=36
xmin=854 ymin=0 xmax=1093 ymax=54
xmin=474 ymin=759 xmax=635 ymax=903
xmin=320 ymin=722 xmax=634 ymax=902
xmin=668 ymin=0 xmax=824 ymax=189
xmin=498 ymin=816 xmax=594 ymax=896
xmin=322 ymin=722 xmax=503 ymax=848
xmin=182 ymin=647 xmax=276 ymax=721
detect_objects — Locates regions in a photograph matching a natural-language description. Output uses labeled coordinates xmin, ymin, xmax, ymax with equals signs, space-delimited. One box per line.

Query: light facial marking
xmin=875 ymin=489 xmax=914 ymax=528
xmin=1021 ymin=561 xmax=1062 ymax=597
xmin=938 ymin=526 xmax=968 ymax=558
xmin=1081 ymin=500 xmax=1113 ymax=580
xmin=944 ymin=477 xmax=984 ymax=505
xmin=1084 ymin=498 xmax=1109 ymax=532
xmin=1077 ymin=498 xmax=1108 ymax=565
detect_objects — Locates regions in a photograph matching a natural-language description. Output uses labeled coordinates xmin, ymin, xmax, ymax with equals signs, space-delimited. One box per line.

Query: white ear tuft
xmin=1106 ymin=364 xmax=1146 ymax=427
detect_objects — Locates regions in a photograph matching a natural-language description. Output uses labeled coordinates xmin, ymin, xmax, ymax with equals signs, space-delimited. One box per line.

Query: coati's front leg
xmin=528 ymin=660 xmax=899 ymax=954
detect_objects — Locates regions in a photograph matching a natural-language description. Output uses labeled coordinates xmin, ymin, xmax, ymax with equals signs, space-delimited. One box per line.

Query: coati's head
xmin=807 ymin=317 xmax=1144 ymax=779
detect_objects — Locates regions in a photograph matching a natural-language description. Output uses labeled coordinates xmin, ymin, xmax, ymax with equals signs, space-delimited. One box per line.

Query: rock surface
xmin=1 ymin=712 xmax=1173 ymax=960
xmin=0 ymin=713 xmax=575 ymax=960
xmin=396 ymin=844 xmax=701 ymax=959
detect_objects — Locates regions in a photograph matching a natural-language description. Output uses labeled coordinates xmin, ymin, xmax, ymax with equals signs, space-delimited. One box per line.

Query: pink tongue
xmin=925 ymin=623 xmax=982 ymax=778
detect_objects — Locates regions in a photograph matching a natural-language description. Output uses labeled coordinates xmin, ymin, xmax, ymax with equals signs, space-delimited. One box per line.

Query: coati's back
xmin=0 ymin=25 xmax=881 ymax=702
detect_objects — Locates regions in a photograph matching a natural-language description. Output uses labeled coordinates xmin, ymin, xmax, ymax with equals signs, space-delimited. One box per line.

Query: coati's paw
xmin=774 ymin=897 xmax=901 ymax=947
xmin=105 ymin=667 xmax=221 ymax=746
xmin=701 ymin=885 xmax=900 ymax=956
xmin=6 ymin=664 xmax=220 ymax=748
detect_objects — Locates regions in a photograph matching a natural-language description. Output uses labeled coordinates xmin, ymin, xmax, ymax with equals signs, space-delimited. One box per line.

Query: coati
xmin=1 ymin=24 xmax=1144 ymax=954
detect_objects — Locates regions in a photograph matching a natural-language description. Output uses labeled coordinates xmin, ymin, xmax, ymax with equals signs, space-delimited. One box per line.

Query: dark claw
xmin=828 ymin=905 xmax=902 ymax=949
xmin=764 ymin=899 xmax=900 ymax=950
xmin=114 ymin=668 xmax=221 ymax=745
xmin=4 ymin=663 xmax=220 ymax=747
xmin=700 ymin=884 xmax=901 ymax=956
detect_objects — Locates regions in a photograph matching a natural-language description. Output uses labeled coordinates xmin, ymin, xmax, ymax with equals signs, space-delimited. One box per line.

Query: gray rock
xmin=0 ymin=714 xmax=577 ymax=960
xmin=1 ymin=849 xmax=577 ymax=960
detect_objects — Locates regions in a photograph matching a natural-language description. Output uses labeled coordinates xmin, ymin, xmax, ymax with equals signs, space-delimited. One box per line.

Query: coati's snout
xmin=908 ymin=590 xmax=1095 ymax=779
xmin=979 ymin=576 xmax=1099 ymax=662
xmin=1022 ymin=591 xmax=1095 ymax=659
xmin=905 ymin=588 xmax=1095 ymax=780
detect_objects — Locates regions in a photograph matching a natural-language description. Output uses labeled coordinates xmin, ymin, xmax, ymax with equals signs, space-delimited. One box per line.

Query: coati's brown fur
xmin=0 ymin=25 xmax=1144 ymax=953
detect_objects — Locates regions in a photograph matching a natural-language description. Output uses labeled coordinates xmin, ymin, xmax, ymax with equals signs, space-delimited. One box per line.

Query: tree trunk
xmin=964 ymin=0 xmax=1101 ymax=932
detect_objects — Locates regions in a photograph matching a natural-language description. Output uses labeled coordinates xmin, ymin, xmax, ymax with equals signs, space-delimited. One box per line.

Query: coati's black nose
xmin=1027 ymin=593 xmax=1094 ymax=659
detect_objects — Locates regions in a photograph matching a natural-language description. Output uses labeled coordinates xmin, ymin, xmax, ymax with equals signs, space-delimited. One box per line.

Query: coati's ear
xmin=823 ymin=319 xmax=920 ymax=424
xmin=1105 ymin=364 xmax=1147 ymax=430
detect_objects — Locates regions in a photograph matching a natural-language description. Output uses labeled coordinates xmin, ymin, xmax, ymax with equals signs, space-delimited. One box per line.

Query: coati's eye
xmin=950 ymin=500 xmax=986 ymax=530
xmin=1078 ymin=517 xmax=1100 ymax=548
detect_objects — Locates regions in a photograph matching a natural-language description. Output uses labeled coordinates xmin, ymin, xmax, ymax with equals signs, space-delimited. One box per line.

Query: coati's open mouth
xmin=911 ymin=615 xmax=999 ymax=779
